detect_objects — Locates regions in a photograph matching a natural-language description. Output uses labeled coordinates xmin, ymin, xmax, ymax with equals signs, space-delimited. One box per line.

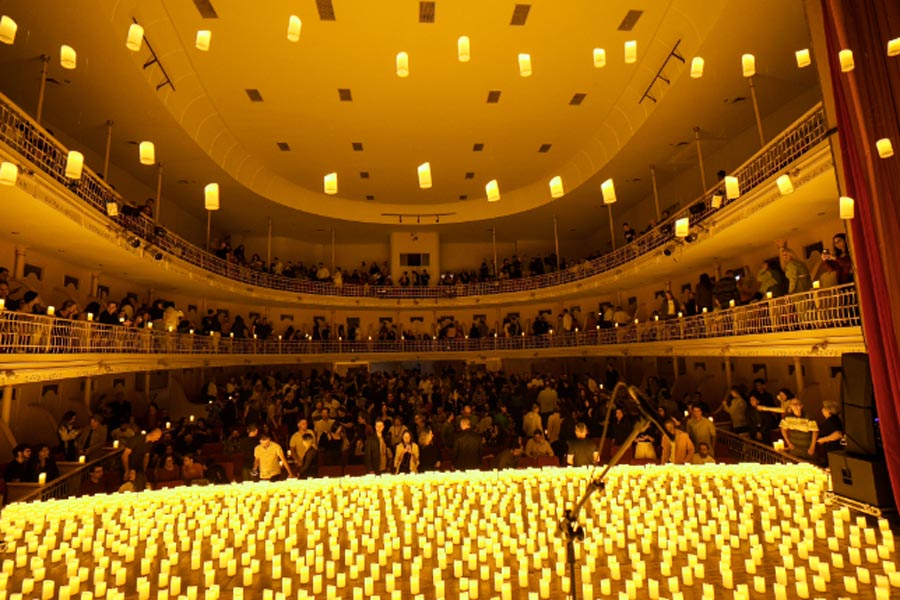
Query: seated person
xmin=118 ymin=469 xmax=137 ymax=493
xmin=79 ymin=465 xmax=114 ymax=496
xmin=181 ymin=454 xmax=207 ymax=484
xmin=524 ymin=431 xmax=554 ymax=457
xmin=32 ymin=444 xmax=60 ymax=482
xmin=3 ymin=444 xmax=33 ymax=482
xmin=690 ymin=442 xmax=716 ymax=464
xmin=154 ymin=455 xmax=182 ymax=483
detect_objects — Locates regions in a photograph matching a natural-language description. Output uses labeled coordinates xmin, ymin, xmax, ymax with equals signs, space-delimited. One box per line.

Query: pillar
xmin=144 ymin=370 xmax=151 ymax=403
xmin=1 ymin=386 xmax=13 ymax=425
xmin=793 ymin=357 xmax=805 ymax=395
xmin=724 ymin=356 xmax=733 ymax=391
xmin=83 ymin=377 xmax=92 ymax=411
xmin=13 ymin=247 xmax=26 ymax=279
xmin=90 ymin=273 xmax=100 ymax=298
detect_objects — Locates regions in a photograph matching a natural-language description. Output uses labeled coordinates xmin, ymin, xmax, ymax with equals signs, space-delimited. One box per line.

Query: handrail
xmin=716 ymin=429 xmax=804 ymax=465
xmin=0 ymin=91 xmax=829 ymax=301
xmin=7 ymin=448 xmax=123 ymax=503
xmin=0 ymin=284 xmax=859 ymax=356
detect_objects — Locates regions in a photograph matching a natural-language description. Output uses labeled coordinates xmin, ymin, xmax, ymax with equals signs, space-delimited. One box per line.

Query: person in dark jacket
xmin=418 ymin=428 xmax=441 ymax=472
xmin=298 ymin=432 xmax=319 ymax=478
xmin=452 ymin=417 xmax=483 ymax=470
xmin=363 ymin=420 xmax=391 ymax=474
xmin=696 ymin=273 xmax=714 ymax=312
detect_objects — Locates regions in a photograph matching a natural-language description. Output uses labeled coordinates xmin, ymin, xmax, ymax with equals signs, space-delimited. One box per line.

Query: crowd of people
xmin=3 ymin=365 xmax=844 ymax=498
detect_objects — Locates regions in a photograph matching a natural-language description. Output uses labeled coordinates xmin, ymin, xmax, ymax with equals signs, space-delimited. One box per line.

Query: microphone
xmin=627 ymin=385 xmax=674 ymax=440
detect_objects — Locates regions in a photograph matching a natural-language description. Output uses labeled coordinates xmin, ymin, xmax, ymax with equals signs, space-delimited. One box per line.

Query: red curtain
xmin=820 ymin=0 xmax=900 ymax=504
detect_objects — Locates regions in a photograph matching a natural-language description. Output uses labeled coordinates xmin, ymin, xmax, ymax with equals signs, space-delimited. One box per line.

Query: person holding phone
xmin=394 ymin=430 xmax=419 ymax=474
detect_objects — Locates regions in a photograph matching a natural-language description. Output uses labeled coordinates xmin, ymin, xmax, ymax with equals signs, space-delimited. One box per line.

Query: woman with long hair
xmin=57 ymin=411 xmax=80 ymax=461
xmin=394 ymin=430 xmax=419 ymax=474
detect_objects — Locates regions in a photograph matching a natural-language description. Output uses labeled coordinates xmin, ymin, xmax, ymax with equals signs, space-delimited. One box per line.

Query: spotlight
xmin=129 ymin=237 xmax=141 ymax=248
xmin=435 ymin=215 xmax=440 ymax=224
xmin=685 ymin=233 xmax=698 ymax=243
xmin=154 ymin=226 xmax=167 ymax=237
xmin=153 ymin=251 xmax=163 ymax=261
xmin=399 ymin=216 xmax=403 ymax=224
xmin=663 ymin=246 xmax=674 ymax=257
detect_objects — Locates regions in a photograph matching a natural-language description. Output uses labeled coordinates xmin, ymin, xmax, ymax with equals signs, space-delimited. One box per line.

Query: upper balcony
xmin=0 ymin=93 xmax=835 ymax=309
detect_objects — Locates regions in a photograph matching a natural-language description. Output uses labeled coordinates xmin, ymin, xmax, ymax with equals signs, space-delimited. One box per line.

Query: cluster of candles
xmin=0 ymin=464 xmax=897 ymax=599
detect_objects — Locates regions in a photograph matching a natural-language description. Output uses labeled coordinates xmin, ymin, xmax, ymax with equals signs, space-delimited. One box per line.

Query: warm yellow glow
xmin=549 ymin=176 xmax=564 ymax=198
xmin=839 ymin=49 xmax=854 ymax=72
xmin=711 ymin=194 xmax=723 ymax=209
xmin=889 ymin=37 xmax=900 ymax=57
xmin=839 ymin=196 xmax=855 ymax=219
xmin=518 ymin=53 xmax=532 ymax=77
xmin=396 ymin=51 xmax=409 ymax=77
xmin=725 ymin=176 xmax=740 ymax=199
xmin=46 ymin=306 xmax=55 ymax=316
xmin=287 ymin=15 xmax=302 ymax=42
xmin=0 ymin=161 xmax=18 ymax=186
xmin=65 ymin=151 xmax=84 ymax=179
xmin=324 ymin=172 xmax=338 ymax=195
xmin=593 ymin=48 xmax=606 ymax=68
xmin=139 ymin=141 xmax=155 ymax=165
xmin=776 ymin=174 xmax=793 ymax=195
xmin=795 ymin=49 xmax=811 ymax=68
xmin=485 ymin=179 xmax=500 ymax=202
xmin=60 ymin=45 xmax=77 ymax=69
xmin=204 ymin=183 xmax=220 ymax=210
xmin=690 ymin=57 xmax=704 ymax=78
xmin=196 ymin=30 xmax=211 ymax=51
xmin=126 ymin=23 xmax=144 ymax=52
xmin=417 ymin=162 xmax=432 ymax=189
xmin=601 ymin=178 xmax=616 ymax=204
xmin=876 ymin=138 xmax=894 ymax=158
xmin=0 ymin=15 xmax=17 ymax=45
xmin=675 ymin=217 xmax=690 ymax=238
xmin=458 ymin=36 xmax=470 ymax=62
xmin=624 ymin=40 xmax=637 ymax=64
xmin=741 ymin=53 xmax=755 ymax=77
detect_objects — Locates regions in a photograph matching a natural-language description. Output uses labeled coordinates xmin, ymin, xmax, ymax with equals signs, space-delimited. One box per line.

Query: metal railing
xmin=5 ymin=449 xmax=123 ymax=503
xmin=0 ymin=92 xmax=829 ymax=301
xmin=716 ymin=430 xmax=803 ymax=465
xmin=0 ymin=285 xmax=859 ymax=356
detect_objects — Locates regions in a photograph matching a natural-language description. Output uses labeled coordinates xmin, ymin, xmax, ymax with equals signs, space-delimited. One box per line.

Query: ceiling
xmin=0 ymin=0 xmax=820 ymax=244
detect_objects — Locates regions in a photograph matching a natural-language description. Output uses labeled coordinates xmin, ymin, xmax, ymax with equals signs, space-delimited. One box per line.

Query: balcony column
xmin=144 ymin=370 xmax=151 ymax=404
xmin=793 ymin=357 xmax=805 ymax=395
xmin=83 ymin=377 xmax=92 ymax=411
xmin=103 ymin=120 xmax=113 ymax=182
xmin=90 ymin=273 xmax=100 ymax=298
xmin=724 ymin=356 xmax=733 ymax=391
xmin=1 ymin=385 xmax=13 ymax=425
xmin=13 ymin=246 xmax=26 ymax=279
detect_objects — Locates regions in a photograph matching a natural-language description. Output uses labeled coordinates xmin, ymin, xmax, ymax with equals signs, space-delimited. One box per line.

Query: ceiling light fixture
xmin=741 ymin=53 xmax=755 ymax=77
xmin=397 ymin=51 xmax=410 ymax=77
xmin=776 ymin=174 xmax=794 ymax=195
xmin=674 ymin=217 xmax=689 ymax=238
xmin=889 ymin=38 xmax=900 ymax=57
xmin=196 ymin=30 xmax=211 ymax=51
xmin=795 ymin=49 xmax=811 ymax=68
xmin=324 ymin=172 xmax=338 ymax=195
xmin=0 ymin=162 xmax=18 ymax=186
xmin=839 ymin=196 xmax=854 ymax=219
xmin=601 ymin=178 xmax=616 ymax=204
xmin=126 ymin=23 xmax=144 ymax=52
xmin=0 ymin=16 xmax=17 ymax=44
xmin=287 ymin=15 xmax=302 ymax=42
xmin=518 ymin=53 xmax=532 ymax=77
xmin=876 ymin=138 xmax=894 ymax=158
xmin=593 ymin=48 xmax=606 ymax=68
xmin=65 ymin=151 xmax=84 ymax=179
xmin=139 ymin=141 xmax=155 ymax=165
xmin=458 ymin=36 xmax=470 ymax=62
xmin=417 ymin=162 xmax=432 ymax=188
xmin=724 ymin=176 xmax=740 ymax=199
xmin=486 ymin=179 xmax=500 ymax=202
xmin=204 ymin=183 xmax=220 ymax=210
xmin=549 ymin=176 xmax=564 ymax=198
xmin=690 ymin=56 xmax=704 ymax=78
xmin=839 ymin=49 xmax=854 ymax=72
xmin=105 ymin=201 xmax=119 ymax=217
xmin=624 ymin=40 xmax=637 ymax=64
xmin=60 ymin=45 xmax=77 ymax=69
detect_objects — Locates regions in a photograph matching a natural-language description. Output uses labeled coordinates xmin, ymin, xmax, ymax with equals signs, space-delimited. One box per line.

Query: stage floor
xmin=0 ymin=464 xmax=897 ymax=599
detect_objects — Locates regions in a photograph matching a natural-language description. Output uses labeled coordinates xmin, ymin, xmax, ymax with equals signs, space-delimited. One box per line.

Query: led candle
xmin=754 ymin=577 xmax=766 ymax=594
xmin=844 ymin=576 xmax=859 ymax=594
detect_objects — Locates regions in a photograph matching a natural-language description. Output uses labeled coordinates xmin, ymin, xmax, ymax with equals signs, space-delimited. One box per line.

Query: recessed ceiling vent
xmin=276 ymin=142 xmax=291 ymax=151
xmin=245 ymin=89 xmax=264 ymax=102
xmin=316 ymin=0 xmax=336 ymax=21
xmin=538 ymin=143 xmax=552 ymax=153
xmin=487 ymin=90 xmax=502 ymax=103
xmin=352 ymin=142 xmax=364 ymax=151
xmin=419 ymin=2 xmax=436 ymax=23
xmin=464 ymin=172 xmax=475 ymax=179
xmin=569 ymin=93 xmax=587 ymax=106
xmin=366 ymin=194 xmax=375 ymax=200
xmin=338 ymin=88 xmax=353 ymax=102
xmin=473 ymin=143 xmax=484 ymax=152
xmin=192 ymin=0 xmax=218 ymax=19
xmin=459 ymin=194 xmax=469 ymax=200
xmin=360 ymin=171 xmax=370 ymax=179
xmin=617 ymin=10 xmax=643 ymax=31
xmin=510 ymin=4 xmax=531 ymax=26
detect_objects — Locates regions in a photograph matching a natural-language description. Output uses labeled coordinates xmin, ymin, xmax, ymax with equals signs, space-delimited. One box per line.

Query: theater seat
xmin=518 ymin=456 xmax=537 ymax=468
xmin=343 ymin=464 xmax=367 ymax=477
xmin=537 ymin=456 xmax=560 ymax=468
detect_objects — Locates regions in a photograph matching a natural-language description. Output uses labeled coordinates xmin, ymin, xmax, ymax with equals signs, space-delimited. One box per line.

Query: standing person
xmin=297 ymin=433 xmax=319 ymax=479
xmin=121 ymin=428 xmax=163 ymax=490
xmin=452 ymin=417 xmax=483 ymax=471
xmin=57 ymin=411 xmax=80 ymax=461
xmin=364 ymin=419 xmax=391 ymax=474
xmin=716 ymin=387 xmax=749 ymax=435
xmin=240 ymin=425 xmax=259 ymax=481
xmin=566 ymin=423 xmax=598 ymax=467
xmin=686 ymin=405 xmax=717 ymax=456
xmin=779 ymin=398 xmax=819 ymax=461
xmin=394 ymin=430 xmax=420 ymax=474
xmin=253 ymin=433 xmax=293 ymax=481
xmin=77 ymin=414 xmax=108 ymax=460
xmin=816 ymin=400 xmax=844 ymax=466
xmin=537 ymin=381 xmax=558 ymax=428
xmin=660 ymin=419 xmax=695 ymax=465
xmin=417 ymin=428 xmax=441 ymax=472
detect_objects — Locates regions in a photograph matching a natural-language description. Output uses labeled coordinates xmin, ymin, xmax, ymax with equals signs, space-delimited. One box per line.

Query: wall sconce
xmin=690 ymin=57 xmax=704 ymax=78
xmin=396 ymin=51 xmax=409 ymax=77
xmin=458 ymin=36 xmax=470 ymax=62
xmin=593 ymin=48 xmax=606 ymax=68
xmin=549 ymin=176 xmax=564 ymax=198
xmin=287 ymin=16 xmax=302 ymax=42
xmin=196 ymin=30 xmax=211 ymax=51
xmin=601 ymin=178 xmax=616 ymax=204
xmin=65 ymin=151 xmax=84 ymax=179
xmin=795 ymin=49 xmax=811 ymax=68
xmin=60 ymin=45 xmax=77 ymax=69
xmin=126 ymin=24 xmax=144 ymax=52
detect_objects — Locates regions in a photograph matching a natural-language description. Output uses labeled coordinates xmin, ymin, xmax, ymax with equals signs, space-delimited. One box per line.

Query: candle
xmin=754 ymin=577 xmax=766 ymax=594
xmin=539 ymin=578 xmax=550 ymax=599
xmin=844 ymin=576 xmax=858 ymax=594
xmin=113 ymin=440 xmax=119 ymax=449
xmin=42 ymin=580 xmax=55 ymax=600
xmin=682 ymin=566 xmax=693 ymax=586
xmin=79 ymin=455 xmax=86 ymax=464
xmin=38 ymin=472 xmax=47 ymax=485
xmin=814 ymin=575 xmax=826 ymax=592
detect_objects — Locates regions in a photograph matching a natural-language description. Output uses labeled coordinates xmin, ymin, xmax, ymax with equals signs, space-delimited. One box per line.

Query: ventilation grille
xmin=316 ymin=0 xmax=336 ymax=21
xmin=472 ymin=143 xmax=484 ymax=152
xmin=459 ymin=194 xmax=468 ymax=200
xmin=464 ymin=172 xmax=475 ymax=179
xmin=538 ymin=143 xmax=552 ymax=153
xmin=617 ymin=10 xmax=643 ymax=31
xmin=360 ymin=171 xmax=370 ymax=179
xmin=486 ymin=90 xmax=502 ymax=103
xmin=338 ymin=88 xmax=353 ymax=102
xmin=245 ymin=89 xmax=264 ymax=102
xmin=510 ymin=4 xmax=531 ymax=26
xmin=276 ymin=142 xmax=291 ymax=152
xmin=569 ymin=93 xmax=587 ymax=106
xmin=352 ymin=142 xmax=364 ymax=151
xmin=366 ymin=194 xmax=375 ymax=200
xmin=192 ymin=0 xmax=218 ymax=19
xmin=419 ymin=2 xmax=436 ymax=23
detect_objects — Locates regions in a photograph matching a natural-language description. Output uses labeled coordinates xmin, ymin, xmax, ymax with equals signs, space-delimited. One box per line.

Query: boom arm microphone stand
xmin=558 ymin=384 xmax=674 ymax=600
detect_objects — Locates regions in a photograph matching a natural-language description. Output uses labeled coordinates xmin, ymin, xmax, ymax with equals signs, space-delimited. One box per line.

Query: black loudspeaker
xmin=841 ymin=352 xmax=881 ymax=456
xmin=828 ymin=452 xmax=895 ymax=509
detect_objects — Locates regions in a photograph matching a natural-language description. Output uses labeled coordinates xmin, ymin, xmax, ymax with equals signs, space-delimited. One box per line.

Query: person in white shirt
xmin=253 ymin=434 xmax=293 ymax=481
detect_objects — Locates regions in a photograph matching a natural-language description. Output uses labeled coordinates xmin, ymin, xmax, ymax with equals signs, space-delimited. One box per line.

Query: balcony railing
xmin=0 ymin=92 xmax=829 ymax=300
xmin=0 ymin=285 xmax=859 ymax=357
xmin=5 ymin=449 xmax=123 ymax=504
xmin=716 ymin=430 xmax=803 ymax=465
